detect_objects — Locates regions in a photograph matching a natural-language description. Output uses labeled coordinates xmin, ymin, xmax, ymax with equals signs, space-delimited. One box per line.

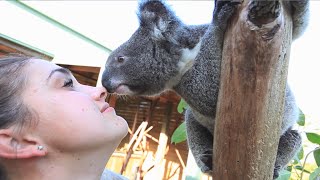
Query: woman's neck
xmin=5 ymin=148 xmax=113 ymax=180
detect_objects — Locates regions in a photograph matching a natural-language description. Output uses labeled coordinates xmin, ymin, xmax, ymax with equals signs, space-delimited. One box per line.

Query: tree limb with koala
xmin=101 ymin=0 xmax=309 ymax=179
xmin=213 ymin=0 xmax=309 ymax=179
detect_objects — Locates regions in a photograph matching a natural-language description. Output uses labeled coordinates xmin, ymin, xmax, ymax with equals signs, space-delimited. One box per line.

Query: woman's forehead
xmin=26 ymin=59 xmax=62 ymax=84
xmin=29 ymin=59 xmax=60 ymax=68
xmin=28 ymin=59 xmax=61 ymax=74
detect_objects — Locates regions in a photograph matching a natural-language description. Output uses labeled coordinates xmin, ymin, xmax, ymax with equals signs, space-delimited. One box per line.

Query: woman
xmin=0 ymin=55 xmax=128 ymax=180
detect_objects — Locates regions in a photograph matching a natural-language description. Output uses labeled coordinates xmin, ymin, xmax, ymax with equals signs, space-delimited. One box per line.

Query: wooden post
xmin=155 ymin=102 xmax=172 ymax=164
xmin=120 ymin=122 xmax=148 ymax=174
xmin=213 ymin=1 xmax=293 ymax=179
xmin=130 ymin=106 xmax=140 ymax=139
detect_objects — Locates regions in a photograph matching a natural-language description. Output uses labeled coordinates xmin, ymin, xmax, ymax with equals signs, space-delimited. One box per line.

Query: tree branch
xmin=213 ymin=0 xmax=293 ymax=179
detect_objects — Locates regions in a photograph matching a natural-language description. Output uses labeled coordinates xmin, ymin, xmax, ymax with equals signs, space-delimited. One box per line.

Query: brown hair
xmin=0 ymin=54 xmax=37 ymax=179
xmin=0 ymin=55 xmax=37 ymax=128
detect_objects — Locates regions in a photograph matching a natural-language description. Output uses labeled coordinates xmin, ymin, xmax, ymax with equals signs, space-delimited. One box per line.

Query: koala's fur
xmin=102 ymin=0 xmax=309 ymax=178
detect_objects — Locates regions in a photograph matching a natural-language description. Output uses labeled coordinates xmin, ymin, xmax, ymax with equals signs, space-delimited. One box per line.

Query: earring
xmin=37 ymin=145 xmax=44 ymax=151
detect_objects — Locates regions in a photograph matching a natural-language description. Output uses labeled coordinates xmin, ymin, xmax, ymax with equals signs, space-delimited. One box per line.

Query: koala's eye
xmin=117 ymin=56 xmax=125 ymax=63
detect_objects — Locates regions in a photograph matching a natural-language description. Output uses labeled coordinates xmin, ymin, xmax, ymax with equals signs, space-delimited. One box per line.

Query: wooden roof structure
xmin=0 ymin=34 xmax=53 ymax=60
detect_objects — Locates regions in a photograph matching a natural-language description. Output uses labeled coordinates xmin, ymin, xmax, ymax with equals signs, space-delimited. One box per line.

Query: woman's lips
xmin=103 ymin=107 xmax=115 ymax=113
xmin=100 ymin=103 xmax=110 ymax=113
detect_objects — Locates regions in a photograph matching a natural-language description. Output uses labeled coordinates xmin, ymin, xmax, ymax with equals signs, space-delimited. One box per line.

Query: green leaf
xmin=294 ymin=165 xmax=311 ymax=174
xmin=297 ymin=109 xmax=305 ymax=126
xmin=171 ymin=122 xmax=187 ymax=144
xmin=293 ymin=148 xmax=304 ymax=164
xmin=314 ymin=148 xmax=320 ymax=167
xmin=276 ymin=170 xmax=291 ymax=180
xmin=309 ymin=167 xmax=320 ymax=180
xmin=298 ymin=148 xmax=304 ymax=160
xmin=177 ymin=99 xmax=188 ymax=113
xmin=306 ymin=133 xmax=320 ymax=145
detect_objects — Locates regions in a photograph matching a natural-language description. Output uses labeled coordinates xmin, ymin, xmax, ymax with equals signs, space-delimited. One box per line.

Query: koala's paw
xmin=291 ymin=0 xmax=309 ymax=10
xmin=248 ymin=1 xmax=281 ymax=27
xmin=197 ymin=150 xmax=213 ymax=174
xmin=213 ymin=0 xmax=241 ymax=28
xmin=273 ymin=165 xmax=281 ymax=179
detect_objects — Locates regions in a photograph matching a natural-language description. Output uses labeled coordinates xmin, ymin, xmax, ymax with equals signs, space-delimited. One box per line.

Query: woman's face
xmin=22 ymin=59 xmax=128 ymax=153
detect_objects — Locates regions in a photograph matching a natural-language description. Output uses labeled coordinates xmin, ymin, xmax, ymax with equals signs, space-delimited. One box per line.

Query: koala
xmin=102 ymin=0 xmax=309 ymax=178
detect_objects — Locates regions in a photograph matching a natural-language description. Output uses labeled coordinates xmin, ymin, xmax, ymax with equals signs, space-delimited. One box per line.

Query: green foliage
xmin=314 ymin=149 xmax=320 ymax=167
xmin=306 ymin=133 xmax=320 ymax=145
xmin=171 ymin=99 xmax=189 ymax=144
xmin=294 ymin=165 xmax=311 ymax=174
xmin=309 ymin=167 xmax=320 ymax=180
xmin=171 ymin=122 xmax=187 ymax=144
xmin=297 ymin=109 xmax=306 ymax=126
xmin=276 ymin=170 xmax=292 ymax=180
xmin=285 ymin=109 xmax=320 ymax=180
xmin=298 ymin=148 xmax=305 ymax=160
xmin=294 ymin=148 xmax=304 ymax=164
xmin=177 ymin=98 xmax=188 ymax=113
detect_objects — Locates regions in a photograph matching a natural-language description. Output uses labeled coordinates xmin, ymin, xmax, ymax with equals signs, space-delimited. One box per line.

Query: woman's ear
xmin=0 ymin=129 xmax=47 ymax=159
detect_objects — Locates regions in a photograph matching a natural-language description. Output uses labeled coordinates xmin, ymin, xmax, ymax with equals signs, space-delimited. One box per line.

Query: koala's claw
xmin=291 ymin=0 xmax=309 ymax=9
xmin=213 ymin=0 xmax=241 ymax=27
xmin=273 ymin=165 xmax=281 ymax=179
xmin=198 ymin=150 xmax=213 ymax=174
xmin=216 ymin=0 xmax=242 ymax=9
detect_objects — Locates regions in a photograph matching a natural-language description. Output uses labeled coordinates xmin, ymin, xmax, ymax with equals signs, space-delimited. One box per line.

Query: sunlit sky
xmin=1 ymin=1 xmax=319 ymax=125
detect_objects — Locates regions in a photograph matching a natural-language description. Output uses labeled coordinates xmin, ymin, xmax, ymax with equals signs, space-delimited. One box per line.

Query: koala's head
xmin=102 ymin=0 xmax=199 ymax=96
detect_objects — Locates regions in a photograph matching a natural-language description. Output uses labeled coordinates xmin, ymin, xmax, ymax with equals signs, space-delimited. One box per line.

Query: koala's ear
xmin=137 ymin=0 xmax=182 ymax=40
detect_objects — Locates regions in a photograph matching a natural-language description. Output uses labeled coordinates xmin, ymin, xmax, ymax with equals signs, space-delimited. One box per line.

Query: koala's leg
xmin=273 ymin=129 xmax=302 ymax=179
xmin=290 ymin=0 xmax=310 ymax=40
xmin=185 ymin=108 xmax=213 ymax=174
xmin=281 ymin=85 xmax=299 ymax=135
xmin=213 ymin=0 xmax=241 ymax=29
xmin=273 ymin=86 xmax=301 ymax=179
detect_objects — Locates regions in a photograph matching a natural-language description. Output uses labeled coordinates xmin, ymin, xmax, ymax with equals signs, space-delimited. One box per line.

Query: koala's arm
xmin=290 ymin=0 xmax=310 ymax=40
xmin=274 ymin=130 xmax=302 ymax=179
xmin=185 ymin=109 xmax=213 ymax=173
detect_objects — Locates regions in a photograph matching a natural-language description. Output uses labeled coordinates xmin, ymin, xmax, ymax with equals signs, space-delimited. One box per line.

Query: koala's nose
xmin=101 ymin=71 xmax=115 ymax=93
xmin=101 ymin=78 xmax=115 ymax=93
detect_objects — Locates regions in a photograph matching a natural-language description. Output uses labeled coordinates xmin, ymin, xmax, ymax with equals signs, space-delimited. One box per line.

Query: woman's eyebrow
xmin=47 ymin=68 xmax=72 ymax=81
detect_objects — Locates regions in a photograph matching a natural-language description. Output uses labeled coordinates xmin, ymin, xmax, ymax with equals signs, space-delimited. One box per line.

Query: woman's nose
xmin=91 ymin=86 xmax=107 ymax=101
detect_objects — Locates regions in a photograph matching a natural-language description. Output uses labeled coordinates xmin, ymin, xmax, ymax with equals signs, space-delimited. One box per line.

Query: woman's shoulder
xmin=101 ymin=169 xmax=129 ymax=180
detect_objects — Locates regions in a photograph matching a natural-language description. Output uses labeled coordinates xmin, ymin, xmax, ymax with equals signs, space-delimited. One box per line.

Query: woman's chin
xmin=116 ymin=116 xmax=129 ymax=138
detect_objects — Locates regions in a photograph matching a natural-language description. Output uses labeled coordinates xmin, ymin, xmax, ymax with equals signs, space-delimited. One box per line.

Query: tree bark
xmin=213 ymin=1 xmax=293 ymax=179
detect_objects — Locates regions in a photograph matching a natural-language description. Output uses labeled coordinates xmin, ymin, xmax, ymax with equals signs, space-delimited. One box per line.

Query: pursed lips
xmin=100 ymin=103 xmax=110 ymax=113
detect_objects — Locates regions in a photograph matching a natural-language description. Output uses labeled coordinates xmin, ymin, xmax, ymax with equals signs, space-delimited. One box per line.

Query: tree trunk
xmin=213 ymin=1 xmax=293 ymax=179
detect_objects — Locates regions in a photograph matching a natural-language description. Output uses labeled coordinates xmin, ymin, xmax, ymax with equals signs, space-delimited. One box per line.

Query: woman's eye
xmin=63 ymin=79 xmax=74 ymax=88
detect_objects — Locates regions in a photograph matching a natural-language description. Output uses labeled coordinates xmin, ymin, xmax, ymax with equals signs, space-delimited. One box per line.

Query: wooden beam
xmin=120 ymin=122 xmax=148 ymax=174
xmin=130 ymin=106 xmax=140 ymax=139
xmin=213 ymin=1 xmax=293 ymax=179
xmin=61 ymin=64 xmax=100 ymax=73
xmin=175 ymin=148 xmax=186 ymax=169
xmin=133 ymin=122 xmax=148 ymax=151
xmin=0 ymin=34 xmax=54 ymax=59
xmin=154 ymin=102 xmax=172 ymax=164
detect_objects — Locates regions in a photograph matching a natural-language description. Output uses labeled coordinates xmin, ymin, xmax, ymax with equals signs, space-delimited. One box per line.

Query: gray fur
xmin=291 ymin=0 xmax=310 ymax=40
xmin=102 ymin=0 xmax=309 ymax=178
